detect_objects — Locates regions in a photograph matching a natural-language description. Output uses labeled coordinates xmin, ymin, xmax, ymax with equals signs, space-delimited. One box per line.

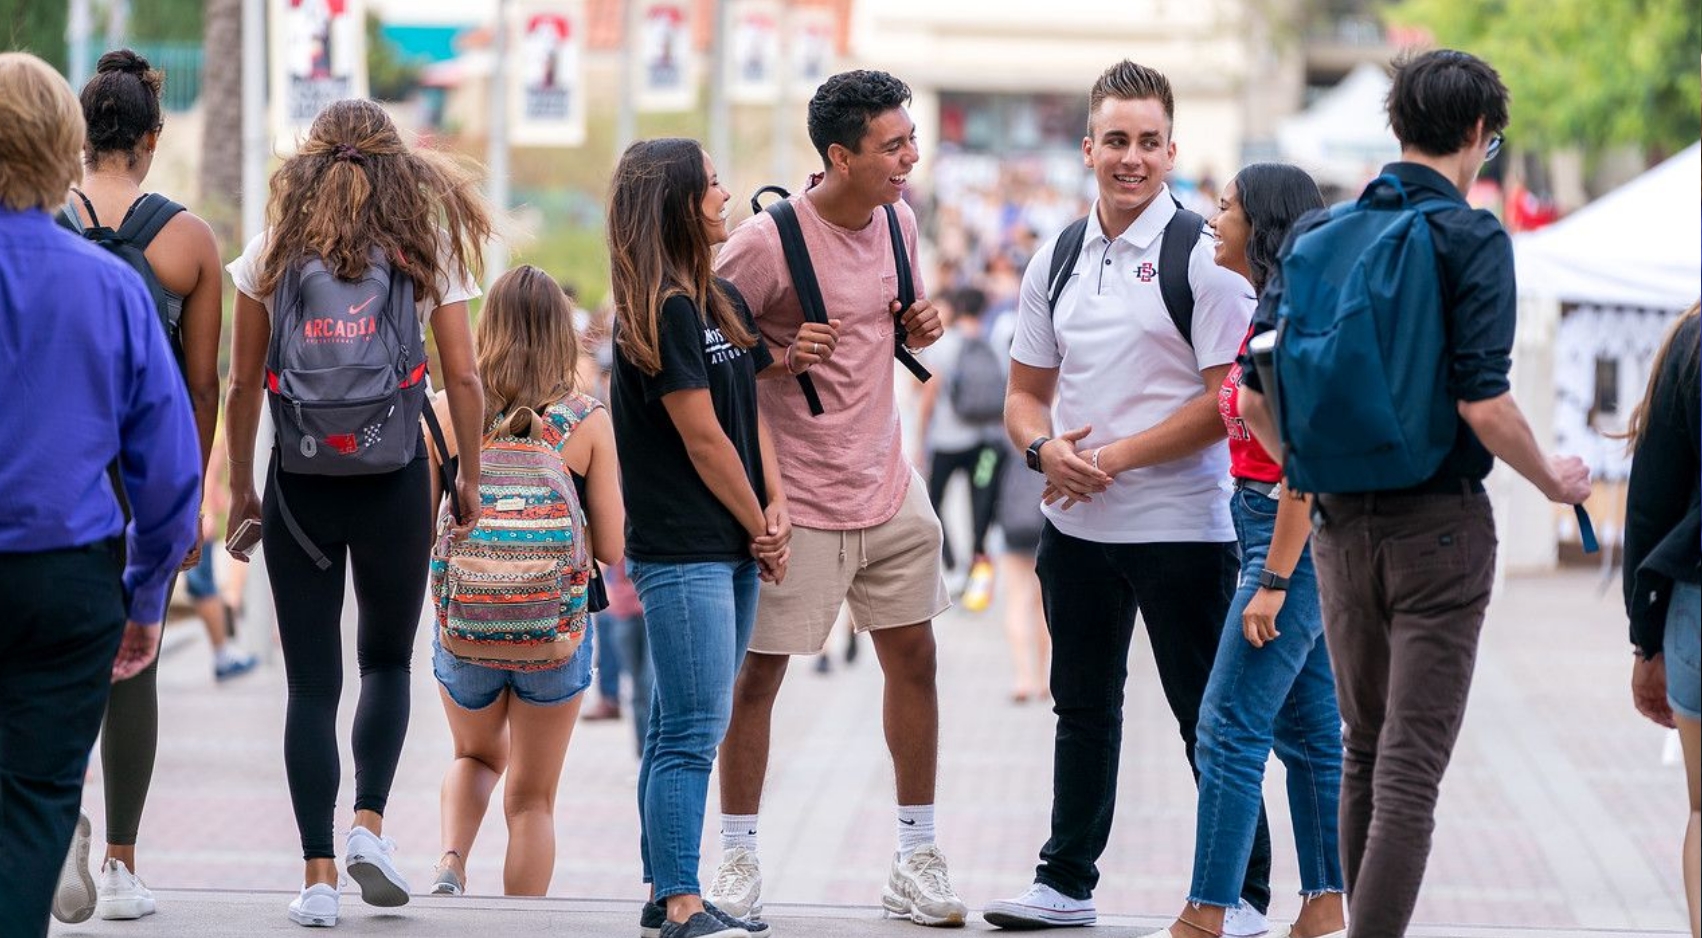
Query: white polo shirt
xmin=1009 ymin=188 xmax=1253 ymax=544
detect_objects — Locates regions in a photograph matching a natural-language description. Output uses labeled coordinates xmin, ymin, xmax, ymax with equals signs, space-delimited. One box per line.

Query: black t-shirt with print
xmin=612 ymin=279 xmax=774 ymax=563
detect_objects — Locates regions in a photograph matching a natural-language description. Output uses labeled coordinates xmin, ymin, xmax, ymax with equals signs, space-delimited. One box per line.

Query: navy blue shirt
xmin=0 ymin=207 xmax=201 ymax=623
xmin=1243 ymin=161 xmax=1516 ymax=491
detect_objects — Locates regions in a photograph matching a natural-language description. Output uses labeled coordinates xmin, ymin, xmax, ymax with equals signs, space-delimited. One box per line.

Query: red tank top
xmin=1218 ymin=327 xmax=1282 ymax=484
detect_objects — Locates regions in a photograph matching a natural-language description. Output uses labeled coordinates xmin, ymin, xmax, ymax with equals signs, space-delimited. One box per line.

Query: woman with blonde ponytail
xmin=222 ymin=98 xmax=492 ymax=928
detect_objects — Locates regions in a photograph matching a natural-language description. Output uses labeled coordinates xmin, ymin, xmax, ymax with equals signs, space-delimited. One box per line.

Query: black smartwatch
xmin=1257 ymin=569 xmax=1291 ymax=592
xmin=1025 ymin=436 xmax=1051 ymax=473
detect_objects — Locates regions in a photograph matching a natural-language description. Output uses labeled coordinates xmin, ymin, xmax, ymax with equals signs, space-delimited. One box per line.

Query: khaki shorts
xmin=751 ymin=472 xmax=950 ymax=655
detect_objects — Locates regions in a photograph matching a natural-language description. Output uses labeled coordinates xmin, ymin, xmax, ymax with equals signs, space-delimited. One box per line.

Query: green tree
xmin=1386 ymin=0 xmax=1701 ymax=160
xmin=366 ymin=13 xmax=421 ymax=101
xmin=3 ymin=0 xmax=70 ymax=71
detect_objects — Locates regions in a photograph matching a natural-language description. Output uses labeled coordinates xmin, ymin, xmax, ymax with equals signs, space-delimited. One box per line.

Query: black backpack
xmin=1045 ymin=195 xmax=1205 ymax=347
xmin=749 ymin=186 xmax=931 ymax=416
xmin=58 ymin=190 xmax=189 ymax=375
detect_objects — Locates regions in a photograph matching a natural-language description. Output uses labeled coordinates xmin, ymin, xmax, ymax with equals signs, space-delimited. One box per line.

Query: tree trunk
xmin=199 ymin=0 xmax=243 ymax=242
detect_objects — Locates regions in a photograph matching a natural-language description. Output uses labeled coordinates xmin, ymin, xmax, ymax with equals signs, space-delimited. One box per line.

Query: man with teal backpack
xmin=1237 ymin=49 xmax=1592 ymax=938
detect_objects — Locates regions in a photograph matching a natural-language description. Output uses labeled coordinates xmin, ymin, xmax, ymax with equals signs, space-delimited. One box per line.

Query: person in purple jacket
xmin=0 ymin=52 xmax=201 ymax=938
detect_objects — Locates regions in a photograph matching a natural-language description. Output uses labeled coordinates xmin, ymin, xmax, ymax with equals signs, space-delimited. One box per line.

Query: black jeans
xmin=0 ymin=541 xmax=126 ymax=938
xmin=927 ymin=444 xmax=1004 ymax=570
xmin=1033 ymin=523 xmax=1272 ymax=910
xmin=264 ymin=456 xmax=433 ymax=860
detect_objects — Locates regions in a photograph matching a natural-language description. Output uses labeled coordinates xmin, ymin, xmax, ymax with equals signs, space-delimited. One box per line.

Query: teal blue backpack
xmin=1269 ymin=175 xmax=1456 ymax=494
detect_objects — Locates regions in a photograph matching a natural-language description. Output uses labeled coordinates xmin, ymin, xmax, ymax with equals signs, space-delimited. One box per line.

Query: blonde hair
xmin=476 ymin=265 xmax=580 ymax=429
xmin=258 ymin=98 xmax=492 ymax=307
xmin=0 ymin=53 xmax=85 ymax=212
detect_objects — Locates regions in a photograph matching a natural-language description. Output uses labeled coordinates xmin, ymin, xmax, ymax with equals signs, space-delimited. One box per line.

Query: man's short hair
xmin=0 ymin=53 xmax=85 ymax=212
xmin=807 ymin=69 xmax=912 ymax=164
xmin=1088 ymin=60 xmax=1174 ymax=137
xmin=1386 ymin=49 xmax=1510 ymax=157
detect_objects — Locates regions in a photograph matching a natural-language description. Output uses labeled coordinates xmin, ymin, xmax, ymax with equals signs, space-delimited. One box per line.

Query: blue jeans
xmin=629 ymin=558 xmax=760 ymax=899
xmin=1191 ymin=488 xmax=1343 ymax=907
xmin=604 ymin=612 xmax=653 ymax=756
xmin=1666 ymin=581 xmax=1701 ymax=721
xmin=593 ymin=615 xmax=623 ymax=700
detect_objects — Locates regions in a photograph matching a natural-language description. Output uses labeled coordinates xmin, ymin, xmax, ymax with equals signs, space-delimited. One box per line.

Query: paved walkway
xmin=49 ymin=564 xmax=1691 ymax=936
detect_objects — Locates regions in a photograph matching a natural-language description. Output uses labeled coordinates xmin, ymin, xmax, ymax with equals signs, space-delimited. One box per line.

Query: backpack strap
xmin=1157 ymin=203 xmax=1205 ymax=349
xmin=762 ymin=197 xmax=830 ymax=417
xmin=544 ymin=394 xmax=604 ymax=452
xmin=883 ymin=203 xmax=932 ymax=385
xmin=115 ymin=193 xmax=186 ymax=251
xmin=61 ymin=189 xmax=100 ymax=234
xmin=422 ymin=403 xmax=462 ymax=525
xmin=268 ymin=446 xmax=333 ymax=571
xmin=1046 ymin=216 xmax=1090 ymax=316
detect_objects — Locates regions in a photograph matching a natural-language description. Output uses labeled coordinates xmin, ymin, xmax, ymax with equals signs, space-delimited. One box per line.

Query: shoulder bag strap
xmin=1046 ymin=216 xmax=1090 ymax=317
xmin=885 ymin=204 xmax=931 ymax=384
xmin=1157 ymin=204 xmax=1205 ymax=348
xmin=764 ymin=198 xmax=830 ymax=416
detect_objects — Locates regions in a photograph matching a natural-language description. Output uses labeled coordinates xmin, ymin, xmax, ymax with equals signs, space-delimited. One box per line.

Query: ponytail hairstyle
xmin=79 ymin=49 xmax=163 ymax=168
xmin=608 ymin=137 xmax=754 ymax=376
xmin=476 ymin=265 xmax=581 ymax=430
xmin=256 ymin=98 xmax=493 ymax=306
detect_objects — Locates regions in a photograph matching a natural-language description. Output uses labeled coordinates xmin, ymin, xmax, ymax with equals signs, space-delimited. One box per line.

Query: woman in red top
xmin=1157 ymin=164 xmax=1346 ymax=938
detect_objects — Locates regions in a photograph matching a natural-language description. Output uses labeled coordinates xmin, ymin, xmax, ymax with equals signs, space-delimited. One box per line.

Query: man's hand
xmin=1242 ymin=588 xmax=1286 ymax=648
xmin=788 ymin=318 xmax=842 ymax=373
xmin=893 ymin=299 xmax=944 ymax=350
xmin=112 ymin=621 xmax=161 ymax=682
xmin=1038 ymin=425 xmax=1113 ymax=510
xmin=752 ymin=501 xmax=792 ymax=585
xmin=1545 ymin=454 xmax=1591 ymax=505
xmin=1632 ymin=654 xmax=1675 ymax=729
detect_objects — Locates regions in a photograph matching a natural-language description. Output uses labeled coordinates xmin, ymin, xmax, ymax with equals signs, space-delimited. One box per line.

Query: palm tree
xmin=199 ymin=0 xmax=242 ymax=242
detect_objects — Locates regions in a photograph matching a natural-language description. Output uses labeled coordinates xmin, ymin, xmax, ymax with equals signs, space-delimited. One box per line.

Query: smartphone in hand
xmin=226 ymin=517 xmax=262 ymax=560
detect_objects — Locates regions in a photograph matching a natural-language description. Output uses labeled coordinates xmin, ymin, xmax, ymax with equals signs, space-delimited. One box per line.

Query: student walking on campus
xmin=0 ymin=51 xmax=201 ymax=938
xmin=987 ymin=60 xmax=1273 ymax=932
xmin=710 ymin=69 xmax=967 ymax=928
xmin=1155 ymin=163 xmax=1345 ymax=938
xmin=1622 ymin=302 xmax=1700 ymax=938
xmin=223 ymin=98 xmax=490 ymax=928
xmin=424 ymin=265 xmax=624 ymax=898
xmin=608 ymin=137 xmax=788 ymax=938
xmin=1235 ymin=50 xmax=1591 ymax=938
xmin=49 ymin=49 xmax=233 ymax=926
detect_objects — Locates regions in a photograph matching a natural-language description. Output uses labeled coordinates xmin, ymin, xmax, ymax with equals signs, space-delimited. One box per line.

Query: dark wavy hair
xmin=79 ymin=49 xmax=163 ymax=167
xmin=1231 ymin=163 xmax=1325 ymax=295
xmin=806 ymin=69 xmax=911 ymax=165
xmin=1386 ymin=49 xmax=1510 ymax=158
xmin=607 ymin=137 xmax=754 ymax=376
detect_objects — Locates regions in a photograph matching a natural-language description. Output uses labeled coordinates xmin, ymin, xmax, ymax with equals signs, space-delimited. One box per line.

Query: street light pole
xmin=615 ymin=0 xmax=639 ymax=154
xmin=68 ymin=0 xmax=91 ymax=89
xmin=708 ymin=0 xmax=731 ymax=177
xmin=486 ymin=0 xmax=512 ymax=285
xmin=241 ymin=0 xmax=266 ymax=241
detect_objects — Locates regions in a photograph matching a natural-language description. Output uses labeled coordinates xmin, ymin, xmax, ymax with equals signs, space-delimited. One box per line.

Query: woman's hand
xmin=753 ymin=500 xmax=792 ymax=584
xmin=1632 ymin=654 xmax=1674 ymax=728
xmin=1242 ymin=587 xmax=1286 ymax=648
xmin=226 ymin=485 xmax=262 ymax=562
xmin=449 ymin=475 xmax=482 ymax=539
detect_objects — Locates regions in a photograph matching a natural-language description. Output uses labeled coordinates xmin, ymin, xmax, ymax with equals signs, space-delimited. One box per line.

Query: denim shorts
xmin=1665 ymin=581 xmax=1701 ymax=721
xmin=182 ymin=540 xmax=217 ymax=600
xmin=432 ymin=633 xmax=593 ymax=711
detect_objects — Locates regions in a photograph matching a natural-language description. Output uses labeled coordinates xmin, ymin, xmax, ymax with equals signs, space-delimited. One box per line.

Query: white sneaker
xmin=288 ymin=883 xmax=340 ymax=927
xmin=345 ymin=826 xmax=410 ymax=907
xmin=50 ymin=810 xmax=97 ymax=924
xmin=1225 ymin=900 xmax=1272 ymax=937
xmin=983 ymin=881 xmax=1096 ymax=929
xmin=94 ymin=859 xmax=156 ymax=920
xmin=882 ymin=845 xmax=968 ymax=927
xmin=705 ymin=845 xmax=763 ymax=919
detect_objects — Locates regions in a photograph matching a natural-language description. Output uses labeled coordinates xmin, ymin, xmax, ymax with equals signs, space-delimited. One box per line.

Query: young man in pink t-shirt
xmin=709 ymin=70 xmax=965 ymax=927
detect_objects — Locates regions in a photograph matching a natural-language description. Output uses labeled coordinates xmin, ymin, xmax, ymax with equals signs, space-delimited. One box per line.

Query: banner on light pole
xmin=788 ymin=5 xmax=834 ymax=101
xmin=510 ymin=0 xmax=587 ymax=147
xmin=269 ymin=0 xmax=368 ymax=149
xmin=638 ymin=0 xmax=695 ymax=113
xmin=728 ymin=0 xmax=780 ymax=105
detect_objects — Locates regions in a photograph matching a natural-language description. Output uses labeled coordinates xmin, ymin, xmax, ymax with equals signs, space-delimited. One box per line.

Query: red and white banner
xmin=727 ymin=0 xmax=781 ymax=104
xmin=638 ymin=0 xmax=695 ymax=113
xmin=510 ymin=0 xmax=587 ymax=147
xmin=270 ymin=0 xmax=368 ymax=148
xmin=788 ymin=5 xmax=834 ymax=101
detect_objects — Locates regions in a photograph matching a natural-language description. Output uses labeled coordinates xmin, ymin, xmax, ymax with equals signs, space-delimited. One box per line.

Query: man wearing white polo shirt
xmin=984 ymin=60 xmax=1273 ymax=932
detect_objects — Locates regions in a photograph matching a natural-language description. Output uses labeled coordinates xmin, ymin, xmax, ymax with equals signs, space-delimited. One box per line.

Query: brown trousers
xmin=1312 ymin=491 xmax=1497 ymax=938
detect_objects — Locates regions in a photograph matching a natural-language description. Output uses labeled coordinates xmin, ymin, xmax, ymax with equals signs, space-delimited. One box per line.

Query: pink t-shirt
xmin=715 ymin=192 xmax=924 ymax=530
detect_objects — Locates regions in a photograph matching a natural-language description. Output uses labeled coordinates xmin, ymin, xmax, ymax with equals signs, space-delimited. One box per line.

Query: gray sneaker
xmin=50 ymin=809 xmax=97 ymax=924
xmin=658 ymin=910 xmax=750 ymax=938
xmin=641 ymin=899 xmax=770 ymax=938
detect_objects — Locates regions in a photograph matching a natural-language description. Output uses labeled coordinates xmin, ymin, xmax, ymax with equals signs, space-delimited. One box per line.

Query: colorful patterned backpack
xmin=430 ymin=395 xmax=600 ymax=671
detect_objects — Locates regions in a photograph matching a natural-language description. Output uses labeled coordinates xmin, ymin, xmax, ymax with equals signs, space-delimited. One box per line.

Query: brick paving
xmin=49 ymin=565 xmax=1691 ymax=935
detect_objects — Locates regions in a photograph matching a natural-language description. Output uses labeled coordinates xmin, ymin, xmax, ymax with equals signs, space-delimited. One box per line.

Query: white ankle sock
xmin=720 ymin=813 xmax=759 ymax=854
xmin=897 ymin=804 xmax=935 ymax=856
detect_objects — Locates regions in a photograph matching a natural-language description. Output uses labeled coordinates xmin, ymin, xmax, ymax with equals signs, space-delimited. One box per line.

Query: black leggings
xmin=926 ymin=445 xmax=1005 ymax=570
xmin=262 ymin=456 xmax=433 ymax=861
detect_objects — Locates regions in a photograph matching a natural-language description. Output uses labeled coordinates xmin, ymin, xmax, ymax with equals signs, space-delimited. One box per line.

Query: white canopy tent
xmin=1513 ymin=142 xmax=1701 ymax=310
xmin=1275 ymin=63 xmax=1400 ymax=191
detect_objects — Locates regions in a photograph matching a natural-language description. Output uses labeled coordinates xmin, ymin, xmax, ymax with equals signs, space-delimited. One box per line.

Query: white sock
xmin=897 ymin=804 xmax=935 ymax=857
xmin=214 ymin=645 xmax=240 ymax=667
xmin=720 ymin=813 xmax=759 ymax=854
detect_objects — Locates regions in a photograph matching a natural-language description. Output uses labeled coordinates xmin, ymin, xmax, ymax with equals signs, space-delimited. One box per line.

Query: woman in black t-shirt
xmin=608 ymin=137 xmax=788 ymax=938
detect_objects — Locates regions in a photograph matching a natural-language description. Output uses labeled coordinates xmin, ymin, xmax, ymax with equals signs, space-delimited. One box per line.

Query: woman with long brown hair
xmin=608 ymin=137 xmax=787 ymax=938
xmin=1623 ymin=301 xmax=1700 ymax=938
xmin=424 ymin=264 xmax=623 ymax=897
xmin=223 ymin=97 xmax=490 ymax=927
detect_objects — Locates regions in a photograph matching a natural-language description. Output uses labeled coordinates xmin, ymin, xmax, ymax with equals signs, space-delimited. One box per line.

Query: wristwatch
xmin=1258 ymin=569 xmax=1291 ymax=592
xmin=1025 ymin=436 xmax=1051 ymax=473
